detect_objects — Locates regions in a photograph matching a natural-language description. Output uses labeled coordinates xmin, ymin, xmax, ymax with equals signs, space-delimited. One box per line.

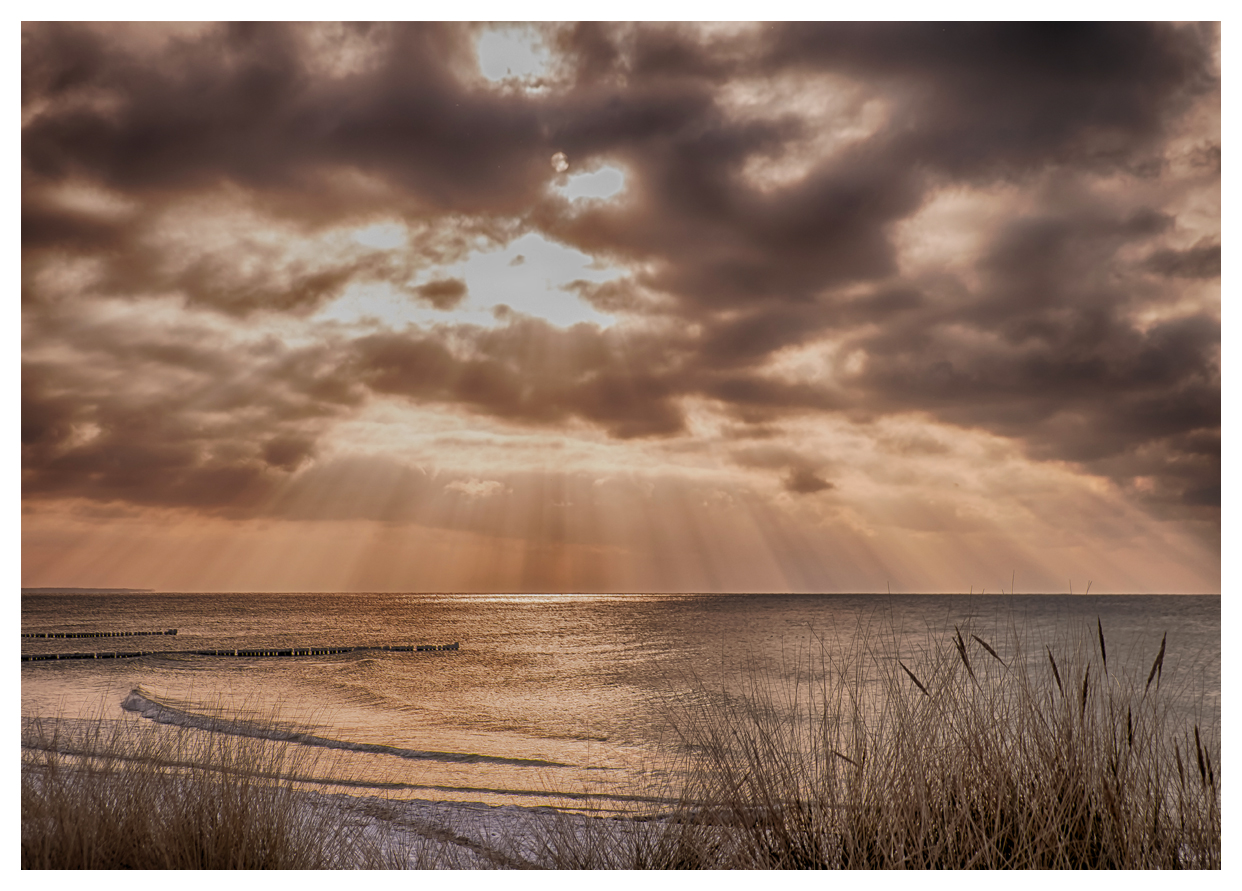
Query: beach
xmin=22 ymin=592 xmax=1221 ymax=868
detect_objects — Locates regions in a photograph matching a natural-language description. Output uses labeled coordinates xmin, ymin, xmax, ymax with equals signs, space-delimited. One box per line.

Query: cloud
xmin=783 ymin=467 xmax=834 ymax=495
xmin=445 ymin=478 xmax=507 ymax=498
xmin=20 ymin=21 xmax=1219 ymax=549
xmin=348 ymin=318 xmax=687 ymax=438
xmin=840 ymin=203 xmax=1220 ymax=515
xmin=1144 ymin=239 xmax=1221 ymax=279
xmin=415 ymin=277 xmax=468 ymax=309
xmin=760 ymin=22 xmax=1215 ymax=177
xmin=20 ymin=301 xmax=355 ymax=513
xmin=262 ymin=435 xmax=317 ymax=471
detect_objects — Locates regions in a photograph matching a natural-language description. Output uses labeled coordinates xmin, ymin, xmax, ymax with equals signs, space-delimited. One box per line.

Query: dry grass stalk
xmin=1097 ymin=617 xmax=1108 ymax=674
xmin=1147 ymin=633 xmax=1167 ymax=692
xmin=1047 ymin=645 xmax=1064 ymax=696
xmin=899 ymin=661 xmax=929 ymax=697
xmin=953 ymin=627 xmax=975 ymax=682
xmin=972 ymin=633 xmax=1005 ymax=666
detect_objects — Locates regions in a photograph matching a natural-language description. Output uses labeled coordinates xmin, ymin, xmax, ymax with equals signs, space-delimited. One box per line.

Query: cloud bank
xmin=22 ymin=23 xmax=1219 ymax=592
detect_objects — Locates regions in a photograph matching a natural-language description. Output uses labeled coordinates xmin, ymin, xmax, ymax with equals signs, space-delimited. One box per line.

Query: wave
xmin=120 ymin=688 xmax=572 ymax=768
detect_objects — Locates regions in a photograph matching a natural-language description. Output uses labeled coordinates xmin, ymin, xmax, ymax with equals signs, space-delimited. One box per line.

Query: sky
xmin=19 ymin=21 xmax=1221 ymax=594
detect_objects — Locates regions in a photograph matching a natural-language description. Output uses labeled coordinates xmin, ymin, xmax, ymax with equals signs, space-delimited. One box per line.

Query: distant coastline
xmin=17 ymin=589 xmax=1221 ymax=596
xmin=22 ymin=588 xmax=156 ymax=594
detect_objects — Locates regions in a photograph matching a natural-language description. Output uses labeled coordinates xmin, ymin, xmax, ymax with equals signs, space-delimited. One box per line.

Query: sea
xmin=20 ymin=592 xmax=1221 ymax=825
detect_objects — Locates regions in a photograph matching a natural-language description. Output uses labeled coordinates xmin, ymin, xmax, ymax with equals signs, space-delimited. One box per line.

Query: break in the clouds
xmin=22 ymin=23 xmax=1220 ymax=593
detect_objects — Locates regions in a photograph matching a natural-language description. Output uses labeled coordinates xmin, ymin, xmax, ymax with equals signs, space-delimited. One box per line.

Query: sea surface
xmin=21 ymin=593 xmax=1221 ymax=819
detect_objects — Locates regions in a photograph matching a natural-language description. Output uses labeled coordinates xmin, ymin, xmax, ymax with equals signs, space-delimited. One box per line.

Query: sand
xmin=313 ymin=791 xmax=656 ymax=869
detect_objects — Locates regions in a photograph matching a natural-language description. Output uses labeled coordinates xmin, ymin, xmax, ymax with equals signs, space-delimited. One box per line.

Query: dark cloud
xmin=20 ymin=308 xmax=355 ymax=513
xmin=841 ymin=203 xmax=1220 ymax=517
xmin=262 ymin=435 xmax=317 ymax=471
xmin=21 ymin=198 xmax=129 ymax=252
xmin=783 ymin=467 xmax=834 ymax=495
xmin=1144 ymin=239 xmax=1221 ymax=279
xmin=762 ymin=22 xmax=1215 ymax=177
xmin=700 ymin=305 xmax=835 ymax=366
xmin=731 ymin=445 xmax=835 ymax=495
xmin=350 ymin=317 xmax=687 ymax=439
xmin=415 ymin=277 xmax=468 ymax=309
xmin=21 ymin=22 xmax=555 ymax=214
xmin=537 ymin=120 xmax=921 ymax=310
xmin=21 ymin=22 xmax=1218 ymax=532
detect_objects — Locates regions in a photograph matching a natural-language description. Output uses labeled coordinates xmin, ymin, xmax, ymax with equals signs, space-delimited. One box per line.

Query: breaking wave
xmin=120 ymin=688 xmax=571 ymax=768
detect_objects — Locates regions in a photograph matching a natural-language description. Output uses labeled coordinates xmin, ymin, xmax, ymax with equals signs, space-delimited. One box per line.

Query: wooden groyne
xmin=21 ymin=642 xmax=459 ymax=662
xmin=22 ymin=629 xmax=178 ymax=639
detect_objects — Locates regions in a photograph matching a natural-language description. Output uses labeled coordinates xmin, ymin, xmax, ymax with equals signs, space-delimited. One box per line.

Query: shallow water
xmin=21 ymin=592 xmax=1221 ymax=817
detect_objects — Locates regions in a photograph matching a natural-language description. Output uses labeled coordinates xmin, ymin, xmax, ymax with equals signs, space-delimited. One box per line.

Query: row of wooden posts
xmin=20 ymin=642 xmax=460 ymax=662
xmin=22 ymin=629 xmax=178 ymax=639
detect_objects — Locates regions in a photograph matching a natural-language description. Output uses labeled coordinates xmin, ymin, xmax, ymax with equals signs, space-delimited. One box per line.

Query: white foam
xmin=120 ymin=688 xmax=572 ymax=768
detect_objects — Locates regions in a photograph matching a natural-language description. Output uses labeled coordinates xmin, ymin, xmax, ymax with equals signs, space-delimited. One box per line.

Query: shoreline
xmin=22 ymin=602 xmax=1221 ymax=869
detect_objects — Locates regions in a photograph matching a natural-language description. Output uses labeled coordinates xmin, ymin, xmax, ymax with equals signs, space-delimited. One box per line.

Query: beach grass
xmin=20 ymin=708 xmax=407 ymax=869
xmin=534 ymin=617 xmax=1220 ymax=869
